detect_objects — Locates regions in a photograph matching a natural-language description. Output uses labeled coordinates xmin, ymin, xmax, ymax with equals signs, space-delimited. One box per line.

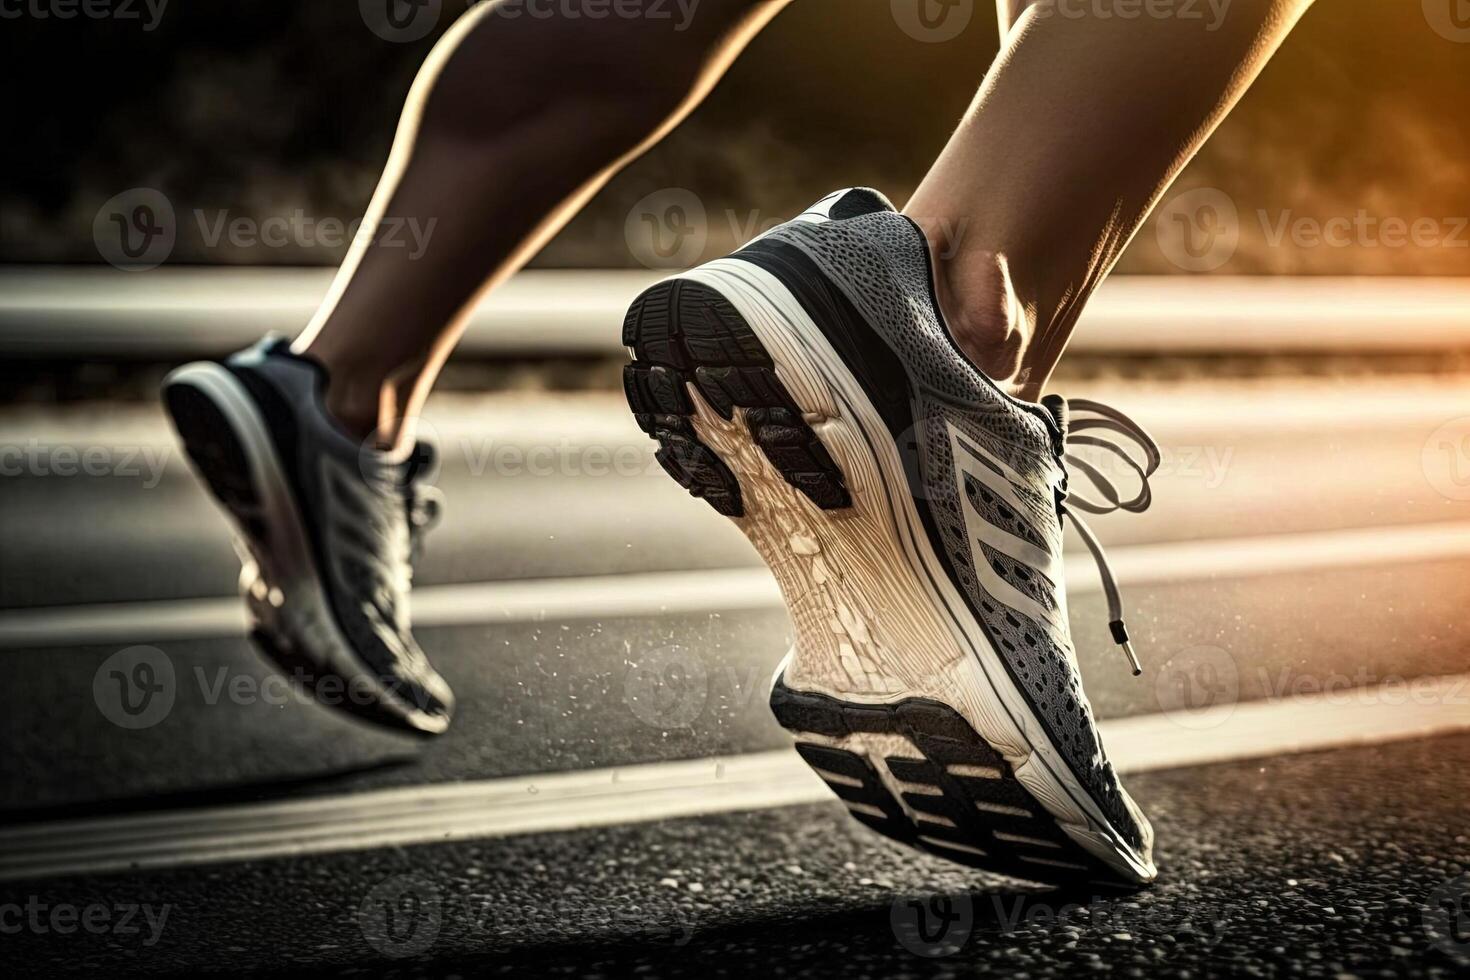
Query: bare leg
xmin=295 ymin=0 xmax=791 ymax=447
xmin=910 ymin=0 xmax=1317 ymax=399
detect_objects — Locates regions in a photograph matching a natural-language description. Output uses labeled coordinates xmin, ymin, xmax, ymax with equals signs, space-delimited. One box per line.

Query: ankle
xmin=928 ymin=243 xmax=1035 ymax=393
xmin=295 ymin=346 xmax=396 ymax=448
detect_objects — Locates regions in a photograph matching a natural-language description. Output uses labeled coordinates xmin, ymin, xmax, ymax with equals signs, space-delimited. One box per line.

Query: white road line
xmin=0 ymin=567 xmax=780 ymax=649
xmin=3 ymin=672 xmax=1466 ymax=882
xmin=6 ymin=269 xmax=1469 ymax=356
xmin=5 ymin=520 xmax=1470 ymax=649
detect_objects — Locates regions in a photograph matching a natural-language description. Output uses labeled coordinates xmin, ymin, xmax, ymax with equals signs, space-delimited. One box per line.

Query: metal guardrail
xmin=1 ymin=266 xmax=1468 ymax=358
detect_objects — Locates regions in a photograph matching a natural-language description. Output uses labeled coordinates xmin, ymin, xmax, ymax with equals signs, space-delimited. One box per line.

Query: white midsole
xmin=162 ymin=363 xmax=431 ymax=729
xmin=673 ymin=259 xmax=1155 ymax=883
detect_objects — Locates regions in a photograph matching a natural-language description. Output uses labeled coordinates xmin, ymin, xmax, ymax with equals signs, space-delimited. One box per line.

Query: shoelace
xmin=1046 ymin=396 xmax=1161 ymax=677
xmin=406 ymin=483 xmax=443 ymax=568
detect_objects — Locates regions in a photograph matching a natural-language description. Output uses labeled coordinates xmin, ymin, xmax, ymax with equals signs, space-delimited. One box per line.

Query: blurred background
xmin=3 ymin=2 xmax=1470 ymax=977
xmin=3 ymin=0 xmax=1467 ymax=274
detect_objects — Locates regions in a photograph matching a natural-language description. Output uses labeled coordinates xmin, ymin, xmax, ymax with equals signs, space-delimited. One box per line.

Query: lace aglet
xmin=1121 ymin=640 xmax=1143 ymax=677
xmin=1109 ymin=620 xmax=1143 ymax=677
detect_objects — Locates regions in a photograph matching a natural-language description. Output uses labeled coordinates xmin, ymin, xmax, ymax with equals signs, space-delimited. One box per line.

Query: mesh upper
xmin=760 ymin=210 xmax=1140 ymax=848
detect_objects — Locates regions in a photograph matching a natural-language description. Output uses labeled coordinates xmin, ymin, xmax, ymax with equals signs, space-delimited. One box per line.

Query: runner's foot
xmin=624 ymin=188 xmax=1158 ymax=885
xmin=163 ymin=338 xmax=455 ymax=736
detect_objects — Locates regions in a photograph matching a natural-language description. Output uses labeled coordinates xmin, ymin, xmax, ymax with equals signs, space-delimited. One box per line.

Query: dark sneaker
xmin=163 ymin=338 xmax=454 ymax=735
xmin=623 ymin=188 xmax=1159 ymax=885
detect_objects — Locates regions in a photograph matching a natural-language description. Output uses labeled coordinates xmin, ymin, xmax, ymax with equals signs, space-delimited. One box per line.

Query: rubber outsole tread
xmin=770 ymin=679 xmax=1129 ymax=888
xmin=163 ymin=383 xmax=268 ymax=542
xmin=623 ymin=278 xmax=851 ymax=517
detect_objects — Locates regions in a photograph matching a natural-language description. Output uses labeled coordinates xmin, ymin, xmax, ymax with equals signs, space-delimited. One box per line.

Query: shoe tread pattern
xmin=770 ymin=679 xmax=1132 ymax=888
xmin=623 ymin=278 xmax=850 ymax=516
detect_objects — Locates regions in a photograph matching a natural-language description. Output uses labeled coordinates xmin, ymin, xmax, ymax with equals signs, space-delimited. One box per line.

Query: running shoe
xmin=163 ymin=338 xmax=454 ymax=735
xmin=623 ymin=188 xmax=1160 ymax=885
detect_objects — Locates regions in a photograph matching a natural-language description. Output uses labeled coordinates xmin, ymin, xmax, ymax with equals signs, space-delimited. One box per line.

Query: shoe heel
xmin=623 ymin=277 xmax=851 ymax=517
xmin=162 ymin=367 xmax=263 ymax=526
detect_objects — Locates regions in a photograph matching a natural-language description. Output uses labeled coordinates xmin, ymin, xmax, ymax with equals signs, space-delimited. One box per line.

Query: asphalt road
xmin=4 ymin=733 xmax=1469 ymax=978
xmin=3 ymin=379 xmax=1469 ymax=815
xmin=3 ymin=374 xmax=1469 ymax=977
xmin=6 ymin=378 xmax=1470 ymax=609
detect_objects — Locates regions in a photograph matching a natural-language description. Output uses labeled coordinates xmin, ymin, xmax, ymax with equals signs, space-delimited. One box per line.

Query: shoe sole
xmin=161 ymin=363 xmax=448 ymax=736
xmin=624 ymin=260 xmax=1155 ymax=887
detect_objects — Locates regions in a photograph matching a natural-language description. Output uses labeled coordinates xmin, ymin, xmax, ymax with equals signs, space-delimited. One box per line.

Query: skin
xmin=296 ymin=0 xmax=1317 ymax=444
xmin=909 ymin=0 xmax=1319 ymax=399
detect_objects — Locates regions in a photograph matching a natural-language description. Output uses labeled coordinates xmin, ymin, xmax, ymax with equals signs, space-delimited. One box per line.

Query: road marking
xmin=5 ymin=521 xmax=1470 ymax=649
xmin=5 ymin=269 xmax=1469 ymax=356
xmin=2 ymin=671 xmax=1465 ymax=882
